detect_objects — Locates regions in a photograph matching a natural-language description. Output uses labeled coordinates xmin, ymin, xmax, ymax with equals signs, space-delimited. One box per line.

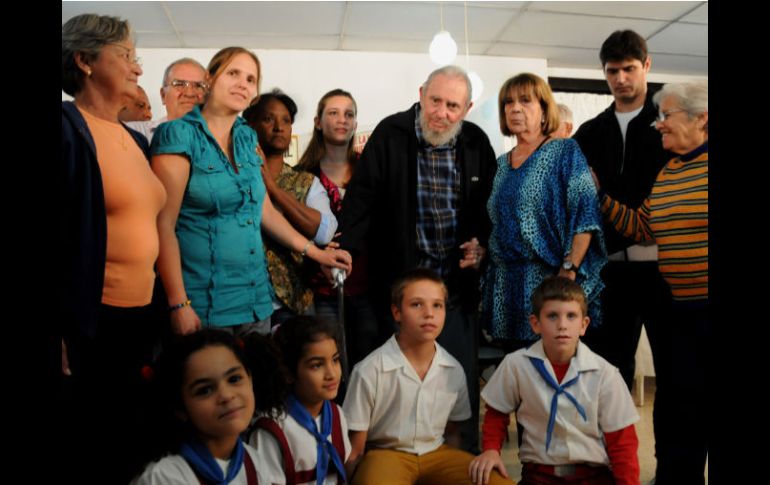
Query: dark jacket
xmin=339 ymin=103 xmax=497 ymax=313
xmin=573 ymin=93 xmax=674 ymax=254
xmin=59 ymin=101 xmax=150 ymax=340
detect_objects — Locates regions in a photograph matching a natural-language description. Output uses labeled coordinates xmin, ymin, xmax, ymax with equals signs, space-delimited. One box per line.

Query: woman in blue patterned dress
xmin=152 ymin=47 xmax=351 ymax=337
xmin=481 ymin=73 xmax=607 ymax=350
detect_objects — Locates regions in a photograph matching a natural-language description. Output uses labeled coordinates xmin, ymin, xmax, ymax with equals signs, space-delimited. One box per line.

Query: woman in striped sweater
xmin=592 ymin=80 xmax=708 ymax=485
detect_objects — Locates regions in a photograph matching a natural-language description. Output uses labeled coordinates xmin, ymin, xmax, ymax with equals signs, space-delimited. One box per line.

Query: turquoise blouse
xmin=151 ymin=106 xmax=274 ymax=327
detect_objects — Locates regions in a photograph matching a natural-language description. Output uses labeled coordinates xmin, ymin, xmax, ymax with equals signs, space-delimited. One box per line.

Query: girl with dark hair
xmin=247 ymin=316 xmax=350 ymax=485
xmin=136 ymin=329 xmax=270 ymax=484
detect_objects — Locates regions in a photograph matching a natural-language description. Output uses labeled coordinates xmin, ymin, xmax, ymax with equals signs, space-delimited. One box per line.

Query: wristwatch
xmin=562 ymin=260 xmax=579 ymax=273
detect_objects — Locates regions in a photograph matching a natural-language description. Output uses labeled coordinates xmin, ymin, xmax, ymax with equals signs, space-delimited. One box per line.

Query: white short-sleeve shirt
xmin=481 ymin=340 xmax=639 ymax=466
xmin=125 ymin=117 xmax=167 ymax=143
xmin=248 ymin=404 xmax=351 ymax=485
xmin=132 ymin=443 xmax=270 ymax=485
xmin=342 ymin=335 xmax=471 ymax=455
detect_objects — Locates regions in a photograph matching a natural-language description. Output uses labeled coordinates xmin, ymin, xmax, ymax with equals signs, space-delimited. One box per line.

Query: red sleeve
xmin=604 ymin=424 xmax=640 ymax=485
xmin=481 ymin=404 xmax=511 ymax=452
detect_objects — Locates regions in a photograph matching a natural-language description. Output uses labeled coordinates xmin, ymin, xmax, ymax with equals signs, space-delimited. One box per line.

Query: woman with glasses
xmin=60 ymin=13 xmax=167 ymax=482
xmin=151 ymin=47 xmax=351 ymax=339
xmin=592 ymin=81 xmax=709 ymax=484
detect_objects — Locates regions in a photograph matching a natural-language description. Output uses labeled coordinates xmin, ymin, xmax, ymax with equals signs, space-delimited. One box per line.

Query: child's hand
xmin=468 ymin=449 xmax=509 ymax=485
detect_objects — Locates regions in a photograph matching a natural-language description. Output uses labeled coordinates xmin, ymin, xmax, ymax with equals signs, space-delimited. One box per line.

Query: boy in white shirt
xmin=343 ymin=268 xmax=514 ymax=485
xmin=469 ymin=276 xmax=639 ymax=485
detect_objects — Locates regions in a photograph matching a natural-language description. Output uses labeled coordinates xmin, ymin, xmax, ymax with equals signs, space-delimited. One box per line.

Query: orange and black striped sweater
xmin=601 ymin=142 xmax=708 ymax=301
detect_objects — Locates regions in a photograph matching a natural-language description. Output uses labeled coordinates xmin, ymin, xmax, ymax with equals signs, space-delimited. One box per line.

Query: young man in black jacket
xmin=340 ymin=65 xmax=497 ymax=454
xmin=573 ymin=30 xmax=687 ymax=484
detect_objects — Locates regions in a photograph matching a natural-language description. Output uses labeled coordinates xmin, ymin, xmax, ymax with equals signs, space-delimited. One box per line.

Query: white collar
xmin=380 ymin=335 xmax=457 ymax=378
xmin=522 ymin=340 xmax=600 ymax=382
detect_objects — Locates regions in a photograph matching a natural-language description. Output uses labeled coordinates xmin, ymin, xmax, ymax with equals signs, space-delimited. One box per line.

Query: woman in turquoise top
xmin=152 ymin=47 xmax=351 ymax=335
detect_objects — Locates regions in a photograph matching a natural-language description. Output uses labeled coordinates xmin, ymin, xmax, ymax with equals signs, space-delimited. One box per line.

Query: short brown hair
xmin=390 ymin=268 xmax=448 ymax=308
xmin=531 ymin=276 xmax=587 ymax=317
xmin=498 ymin=73 xmax=560 ymax=137
xmin=62 ymin=13 xmax=131 ymax=96
xmin=600 ymin=30 xmax=648 ymax=67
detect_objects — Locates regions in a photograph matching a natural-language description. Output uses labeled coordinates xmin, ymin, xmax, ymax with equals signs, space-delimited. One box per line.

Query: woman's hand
xmin=459 ymin=237 xmax=486 ymax=269
xmin=311 ymin=245 xmax=353 ymax=275
xmin=558 ymin=267 xmax=577 ymax=281
xmin=170 ymin=305 xmax=202 ymax=335
xmin=259 ymin=163 xmax=278 ymax=197
xmin=255 ymin=143 xmax=267 ymax=163
xmin=468 ymin=449 xmax=509 ymax=485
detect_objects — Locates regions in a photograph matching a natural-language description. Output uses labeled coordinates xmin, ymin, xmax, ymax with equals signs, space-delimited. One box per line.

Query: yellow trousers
xmin=351 ymin=445 xmax=515 ymax=485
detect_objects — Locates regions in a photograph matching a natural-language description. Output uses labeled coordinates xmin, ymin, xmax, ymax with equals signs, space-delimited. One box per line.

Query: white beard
xmin=420 ymin=115 xmax=463 ymax=147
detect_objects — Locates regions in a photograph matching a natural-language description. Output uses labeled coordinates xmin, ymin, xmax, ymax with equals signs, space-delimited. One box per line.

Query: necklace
xmin=119 ymin=128 xmax=128 ymax=151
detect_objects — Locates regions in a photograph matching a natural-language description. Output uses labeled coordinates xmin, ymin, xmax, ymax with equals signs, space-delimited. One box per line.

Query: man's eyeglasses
xmin=167 ymin=79 xmax=210 ymax=94
xmin=107 ymin=43 xmax=142 ymax=66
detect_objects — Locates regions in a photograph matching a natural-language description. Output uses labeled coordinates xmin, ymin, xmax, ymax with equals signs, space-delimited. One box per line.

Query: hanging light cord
xmin=464 ymin=1 xmax=470 ymax=69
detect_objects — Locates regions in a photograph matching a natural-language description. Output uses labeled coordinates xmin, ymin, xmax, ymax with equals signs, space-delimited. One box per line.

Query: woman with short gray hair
xmin=592 ymin=80 xmax=709 ymax=483
xmin=60 ymin=13 xmax=166 ymax=482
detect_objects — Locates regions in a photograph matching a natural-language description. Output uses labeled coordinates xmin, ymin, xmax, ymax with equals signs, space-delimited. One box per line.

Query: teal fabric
xmin=151 ymin=106 xmax=273 ymax=326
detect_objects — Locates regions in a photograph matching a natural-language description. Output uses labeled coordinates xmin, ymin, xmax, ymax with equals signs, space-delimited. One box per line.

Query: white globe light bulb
xmin=468 ymin=71 xmax=484 ymax=103
xmin=429 ymin=31 xmax=458 ymax=66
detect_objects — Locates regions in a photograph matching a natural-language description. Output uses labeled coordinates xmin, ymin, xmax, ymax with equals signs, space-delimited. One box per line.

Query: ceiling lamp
xmin=463 ymin=1 xmax=483 ymax=103
xmin=429 ymin=3 xmax=457 ymax=66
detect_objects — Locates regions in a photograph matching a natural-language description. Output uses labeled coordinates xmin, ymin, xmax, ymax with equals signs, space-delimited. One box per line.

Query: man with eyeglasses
xmin=126 ymin=57 xmax=207 ymax=142
xmin=572 ymin=30 xmax=677 ymax=484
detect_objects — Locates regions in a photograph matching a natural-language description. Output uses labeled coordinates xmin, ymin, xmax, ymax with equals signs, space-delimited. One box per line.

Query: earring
xmin=86 ymin=69 xmax=92 ymax=77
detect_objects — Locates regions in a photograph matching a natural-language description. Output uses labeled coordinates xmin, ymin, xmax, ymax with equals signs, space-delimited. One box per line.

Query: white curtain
xmin=552 ymin=91 xmax=615 ymax=134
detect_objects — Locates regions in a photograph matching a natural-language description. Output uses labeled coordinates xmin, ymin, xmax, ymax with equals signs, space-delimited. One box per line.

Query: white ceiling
xmin=61 ymin=1 xmax=708 ymax=75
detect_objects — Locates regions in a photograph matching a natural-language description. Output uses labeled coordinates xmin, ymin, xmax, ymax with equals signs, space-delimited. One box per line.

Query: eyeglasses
xmin=107 ymin=43 xmax=142 ymax=66
xmin=167 ymin=79 xmax=210 ymax=94
xmin=653 ymin=108 xmax=687 ymax=124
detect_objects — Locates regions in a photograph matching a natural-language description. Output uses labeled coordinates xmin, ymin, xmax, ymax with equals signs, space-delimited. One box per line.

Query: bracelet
xmin=301 ymin=240 xmax=314 ymax=257
xmin=168 ymin=299 xmax=192 ymax=312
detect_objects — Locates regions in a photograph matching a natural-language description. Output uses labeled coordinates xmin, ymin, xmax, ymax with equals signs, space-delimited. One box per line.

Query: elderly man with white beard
xmin=339 ymin=65 xmax=497 ymax=454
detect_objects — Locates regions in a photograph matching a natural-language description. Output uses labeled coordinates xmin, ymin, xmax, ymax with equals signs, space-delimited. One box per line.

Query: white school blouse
xmin=481 ymin=340 xmax=639 ymax=466
xmin=133 ymin=443 xmax=270 ymax=485
xmin=343 ymin=335 xmax=471 ymax=456
xmin=248 ymin=405 xmax=351 ymax=485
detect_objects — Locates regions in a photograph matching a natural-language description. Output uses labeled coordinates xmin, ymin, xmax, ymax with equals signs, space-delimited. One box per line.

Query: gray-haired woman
xmin=592 ymin=81 xmax=708 ymax=484
xmin=60 ymin=13 xmax=166 ymax=482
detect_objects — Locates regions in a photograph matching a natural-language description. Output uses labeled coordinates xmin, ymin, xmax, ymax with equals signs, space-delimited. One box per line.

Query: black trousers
xmin=653 ymin=300 xmax=709 ymax=485
xmin=582 ymin=261 xmax=671 ymax=390
xmin=60 ymin=303 xmax=162 ymax=484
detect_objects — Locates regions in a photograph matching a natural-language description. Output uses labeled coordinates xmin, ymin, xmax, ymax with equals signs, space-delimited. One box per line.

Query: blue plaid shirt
xmin=414 ymin=105 xmax=461 ymax=278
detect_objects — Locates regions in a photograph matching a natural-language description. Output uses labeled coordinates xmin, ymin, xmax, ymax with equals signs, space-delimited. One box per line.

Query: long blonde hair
xmin=297 ymin=89 xmax=358 ymax=172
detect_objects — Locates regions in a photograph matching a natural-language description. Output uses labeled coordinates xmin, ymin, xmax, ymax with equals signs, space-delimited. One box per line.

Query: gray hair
xmin=653 ymin=81 xmax=708 ymax=117
xmin=62 ymin=13 xmax=131 ymax=96
xmin=422 ymin=65 xmax=472 ymax=106
xmin=557 ymin=103 xmax=573 ymax=123
xmin=161 ymin=57 xmax=207 ymax=88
